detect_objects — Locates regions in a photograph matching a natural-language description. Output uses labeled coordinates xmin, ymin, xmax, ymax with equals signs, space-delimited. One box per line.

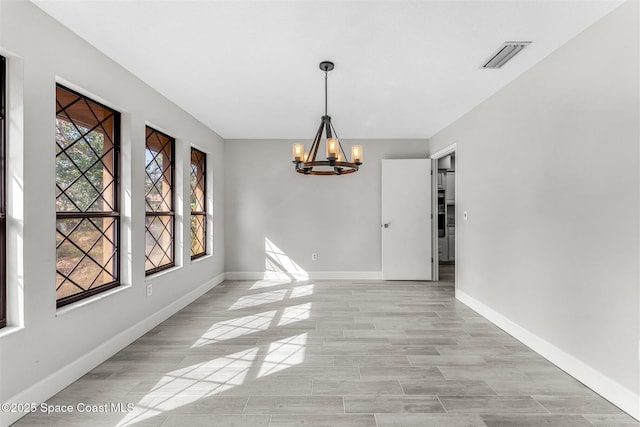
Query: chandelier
xmin=292 ymin=61 xmax=363 ymax=175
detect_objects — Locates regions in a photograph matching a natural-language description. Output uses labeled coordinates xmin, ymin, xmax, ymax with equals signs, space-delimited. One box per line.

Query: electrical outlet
xmin=146 ymin=284 xmax=153 ymax=297
xmin=463 ymin=211 xmax=468 ymax=221
xmin=311 ymin=252 xmax=318 ymax=261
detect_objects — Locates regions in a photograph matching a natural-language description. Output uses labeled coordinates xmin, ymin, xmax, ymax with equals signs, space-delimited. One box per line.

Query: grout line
xmin=436 ymin=395 xmax=449 ymax=414
xmin=530 ymin=395 xmax=551 ymax=414
xmin=241 ymin=395 xmax=250 ymax=414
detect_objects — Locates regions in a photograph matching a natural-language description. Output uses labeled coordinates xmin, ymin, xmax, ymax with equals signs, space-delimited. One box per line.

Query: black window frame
xmin=190 ymin=147 xmax=207 ymax=260
xmin=0 ymin=56 xmax=6 ymax=327
xmin=55 ymin=84 xmax=121 ymax=308
xmin=144 ymin=126 xmax=175 ymax=275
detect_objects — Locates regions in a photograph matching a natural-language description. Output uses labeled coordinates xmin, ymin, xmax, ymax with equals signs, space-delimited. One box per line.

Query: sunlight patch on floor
xmin=190 ymin=311 xmax=276 ymax=348
xmin=120 ymin=240 xmax=314 ymax=425
xmin=278 ymin=302 xmax=312 ymax=326
xmin=249 ymin=278 xmax=293 ymax=290
xmin=117 ymin=348 xmax=258 ymax=426
xmin=228 ymin=289 xmax=288 ymax=310
xmin=290 ymin=284 xmax=314 ymax=299
xmin=257 ymin=333 xmax=308 ymax=378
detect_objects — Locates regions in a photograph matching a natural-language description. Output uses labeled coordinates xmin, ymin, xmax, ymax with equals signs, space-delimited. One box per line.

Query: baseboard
xmin=0 ymin=272 xmax=225 ymax=427
xmin=456 ymin=289 xmax=640 ymax=421
xmin=224 ymin=271 xmax=383 ymax=281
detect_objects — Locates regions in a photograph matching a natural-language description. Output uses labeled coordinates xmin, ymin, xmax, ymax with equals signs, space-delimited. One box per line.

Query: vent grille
xmin=482 ymin=41 xmax=531 ymax=69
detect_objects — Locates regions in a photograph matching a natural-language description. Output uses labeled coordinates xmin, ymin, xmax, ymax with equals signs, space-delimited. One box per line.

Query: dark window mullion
xmin=1 ymin=55 xmax=6 ymax=327
xmin=57 ymin=212 xmax=119 ymax=219
xmin=145 ymin=212 xmax=175 ymax=216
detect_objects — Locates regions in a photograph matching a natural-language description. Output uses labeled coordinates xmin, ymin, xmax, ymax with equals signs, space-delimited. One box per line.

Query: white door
xmin=382 ymin=159 xmax=432 ymax=280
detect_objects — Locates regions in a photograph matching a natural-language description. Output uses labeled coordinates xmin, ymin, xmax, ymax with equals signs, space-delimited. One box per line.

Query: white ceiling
xmin=32 ymin=0 xmax=623 ymax=140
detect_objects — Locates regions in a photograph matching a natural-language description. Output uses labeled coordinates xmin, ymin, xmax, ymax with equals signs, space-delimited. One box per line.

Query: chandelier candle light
xmin=293 ymin=61 xmax=363 ymax=175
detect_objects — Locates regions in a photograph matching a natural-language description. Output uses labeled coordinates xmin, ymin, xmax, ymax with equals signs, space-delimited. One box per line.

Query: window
xmin=0 ymin=56 xmax=6 ymax=327
xmin=190 ymin=148 xmax=206 ymax=259
xmin=145 ymin=127 xmax=174 ymax=274
xmin=55 ymin=85 xmax=120 ymax=307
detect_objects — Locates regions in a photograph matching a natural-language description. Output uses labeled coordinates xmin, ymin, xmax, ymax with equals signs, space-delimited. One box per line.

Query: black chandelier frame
xmin=293 ymin=61 xmax=362 ymax=175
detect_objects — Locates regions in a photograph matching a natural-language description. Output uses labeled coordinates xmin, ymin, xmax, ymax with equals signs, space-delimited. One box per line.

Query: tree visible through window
xmin=145 ymin=127 xmax=174 ymax=274
xmin=0 ymin=56 xmax=6 ymax=327
xmin=190 ymin=148 xmax=207 ymax=259
xmin=55 ymin=85 xmax=120 ymax=307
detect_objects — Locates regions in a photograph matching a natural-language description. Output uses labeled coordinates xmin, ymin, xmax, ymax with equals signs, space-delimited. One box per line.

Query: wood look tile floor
xmin=15 ymin=279 xmax=638 ymax=427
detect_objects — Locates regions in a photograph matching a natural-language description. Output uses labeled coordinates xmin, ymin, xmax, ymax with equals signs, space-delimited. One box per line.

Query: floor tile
xmin=401 ymin=379 xmax=496 ymax=396
xmin=243 ymin=395 xmax=344 ymax=414
xmin=439 ymin=396 xmax=547 ymax=413
xmin=344 ymin=395 xmax=445 ymax=413
xmin=312 ymin=379 xmax=403 ymax=395
xmin=161 ymin=414 xmax=270 ymax=427
xmin=269 ymin=414 xmax=377 ymax=427
xmin=375 ymin=413 xmax=488 ymax=427
xmin=358 ymin=366 xmax=443 ymax=380
xmin=534 ymin=395 xmax=627 ymax=415
xmin=583 ymin=414 xmax=640 ymax=426
xmin=481 ymin=414 xmax=594 ymax=426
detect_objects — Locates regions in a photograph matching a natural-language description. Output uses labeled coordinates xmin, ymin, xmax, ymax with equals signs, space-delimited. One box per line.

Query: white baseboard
xmin=224 ymin=271 xmax=383 ymax=281
xmin=0 ymin=273 xmax=225 ymax=427
xmin=456 ymin=289 xmax=640 ymax=421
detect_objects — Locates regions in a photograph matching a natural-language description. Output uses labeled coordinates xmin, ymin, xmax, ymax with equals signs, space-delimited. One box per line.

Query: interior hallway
xmin=16 ymin=278 xmax=637 ymax=427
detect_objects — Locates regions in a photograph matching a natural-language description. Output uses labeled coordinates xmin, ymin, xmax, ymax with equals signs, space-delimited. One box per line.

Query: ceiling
xmin=32 ymin=0 xmax=623 ymax=140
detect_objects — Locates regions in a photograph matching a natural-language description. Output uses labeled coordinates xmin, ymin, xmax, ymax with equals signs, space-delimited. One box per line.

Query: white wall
xmin=224 ymin=138 xmax=427 ymax=279
xmin=0 ymin=2 xmax=225 ymax=425
xmin=429 ymin=1 xmax=639 ymax=418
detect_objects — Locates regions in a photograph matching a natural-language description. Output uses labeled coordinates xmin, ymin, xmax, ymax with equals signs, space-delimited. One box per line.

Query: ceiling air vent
xmin=482 ymin=41 xmax=531 ymax=69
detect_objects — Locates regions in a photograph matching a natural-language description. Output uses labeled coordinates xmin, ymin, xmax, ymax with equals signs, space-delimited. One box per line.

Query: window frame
xmin=0 ymin=55 xmax=6 ymax=327
xmin=190 ymin=147 xmax=207 ymax=260
xmin=55 ymin=84 xmax=121 ymax=308
xmin=144 ymin=126 xmax=175 ymax=275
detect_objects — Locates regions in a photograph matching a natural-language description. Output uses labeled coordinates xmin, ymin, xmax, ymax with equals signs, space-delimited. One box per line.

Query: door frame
xmin=429 ymin=143 xmax=457 ymax=285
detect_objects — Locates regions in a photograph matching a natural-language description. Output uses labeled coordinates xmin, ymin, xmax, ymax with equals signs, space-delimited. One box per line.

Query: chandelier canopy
xmin=292 ymin=61 xmax=363 ymax=175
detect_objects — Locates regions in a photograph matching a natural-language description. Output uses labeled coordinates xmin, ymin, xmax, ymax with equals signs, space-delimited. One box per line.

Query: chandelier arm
xmin=329 ymin=121 xmax=348 ymax=160
xmin=308 ymin=119 xmax=325 ymax=163
xmin=324 ymin=116 xmax=333 ymax=139
xmin=329 ymin=120 xmax=339 ymax=140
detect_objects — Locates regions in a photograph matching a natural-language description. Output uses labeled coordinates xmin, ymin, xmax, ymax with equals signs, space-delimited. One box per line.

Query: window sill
xmin=56 ymin=284 xmax=131 ymax=317
xmin=0 ymin=325 xmax=25 ymax=339
xmin=145 ymin=264 xmax=182 ymax=282
xmin=191 ymin=253 xmax=213 ymax=264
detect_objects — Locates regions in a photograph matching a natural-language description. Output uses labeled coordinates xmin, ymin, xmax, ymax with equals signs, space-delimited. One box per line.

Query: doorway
xmin=430 ymin=144 xmax=456 ymax=284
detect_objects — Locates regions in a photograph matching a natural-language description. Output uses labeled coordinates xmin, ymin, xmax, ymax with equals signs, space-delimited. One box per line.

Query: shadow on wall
xmin=264 ymin=237 xmax=309 ymax=281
